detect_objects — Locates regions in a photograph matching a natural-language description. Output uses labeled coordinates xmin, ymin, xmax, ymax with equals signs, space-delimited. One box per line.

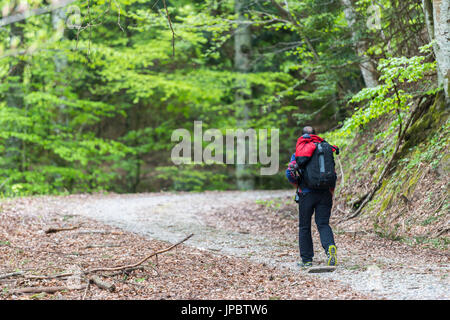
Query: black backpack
xmin=302 ymin=141 xmax=337 ymax=190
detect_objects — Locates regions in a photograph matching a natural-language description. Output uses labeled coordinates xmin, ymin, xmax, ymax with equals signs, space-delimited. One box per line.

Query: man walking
xmin=286 ymin=126 xmax=339 ymax=268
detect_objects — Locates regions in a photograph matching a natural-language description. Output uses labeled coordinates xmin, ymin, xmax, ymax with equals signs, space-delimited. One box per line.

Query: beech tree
xmin=422 ymin=0 xmax=449 ymax=104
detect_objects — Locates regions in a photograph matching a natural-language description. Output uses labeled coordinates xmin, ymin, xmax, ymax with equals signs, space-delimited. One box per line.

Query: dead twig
xmin=336 ymin=154 xmax=345 ymax=191
xmin=83 ymin=243 xmax=121 ymax=249
xmin=0 ymin=271 xmax=23 ymax=280
xmin=104 ymin=266 xmax=144 ymax=278
xmin=22 ymin=234 xmax=193 ymax=281
xmin=162 ymin=0 xmax=176 ymax=57
xmin=436 ymin=227 xmax=450 ymax=237
xmin=4 ymin=234 xmax=193 ymax=287
xmin=76 ymin=230 xmax=122 ymax=235
xmin=44 ymin=225 xmax=81 ymax=234
xmin=81 ymin=281 xmax=90 ymax=300
xmin=87 ymin=233 xmax=193 ymax=273
xmin=10 ymin=285 xmax=87 ymax=295
xmin=23 ymin=274 xmax=73 ymax=280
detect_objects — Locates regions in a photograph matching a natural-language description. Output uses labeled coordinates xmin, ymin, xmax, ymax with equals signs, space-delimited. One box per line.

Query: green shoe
xmin=327 ymin=245 xmax=337 ymax=266
xmin=297 ymin=261 xmax=313 ymax=268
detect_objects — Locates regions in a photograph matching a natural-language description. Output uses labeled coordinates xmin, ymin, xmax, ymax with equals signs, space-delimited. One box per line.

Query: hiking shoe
xmin=297 ymin=261 xmax=313 ymax=268
xmin=327 ymin=245 xmax=337 ymax=266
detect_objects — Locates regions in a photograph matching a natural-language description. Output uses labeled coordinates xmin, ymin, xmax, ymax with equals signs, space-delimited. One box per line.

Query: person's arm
xmin=330 ymin=144 xmax=339 ymax=195
xmin=286 ymin=154 xmax=298 ymax=187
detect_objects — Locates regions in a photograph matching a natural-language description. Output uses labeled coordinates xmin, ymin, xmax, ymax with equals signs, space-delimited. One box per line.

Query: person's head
xmin=302 ymin=126 xmax=316 ymax=135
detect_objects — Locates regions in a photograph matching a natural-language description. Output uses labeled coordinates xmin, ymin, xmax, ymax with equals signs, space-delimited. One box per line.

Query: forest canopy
xmin=0 ymin=0 xmax=447 ymax=195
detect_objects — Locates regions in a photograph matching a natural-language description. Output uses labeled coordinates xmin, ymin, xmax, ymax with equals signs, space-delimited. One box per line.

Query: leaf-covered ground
xmin=0 ymin=193 xmax=369 ymax=300
xmin=0 ymin=191 xmax=448 ymax=300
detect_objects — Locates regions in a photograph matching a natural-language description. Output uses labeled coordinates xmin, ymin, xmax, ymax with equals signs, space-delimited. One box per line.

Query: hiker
xmin=286 ymin=126 xmax=339 ymax=268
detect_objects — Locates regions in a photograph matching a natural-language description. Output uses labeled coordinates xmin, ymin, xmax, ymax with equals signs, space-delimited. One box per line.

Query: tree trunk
xmin=52 ymin=7 xmax=69 ymax=127
xmin=234 ymin=0 xmax=254 ymax=190
xmin=52 ymin=7 xmax=68 ymax=72
xmin=341 ymin=0 xmax=379 ymax=88
xmin=423 ymin=0 xmax=449 ymax=105
xmin=6 ymin=23 xmax=26 ymax=170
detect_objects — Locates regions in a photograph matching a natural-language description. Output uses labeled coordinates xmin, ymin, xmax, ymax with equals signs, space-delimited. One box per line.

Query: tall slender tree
xmin=341 ymin=0 xmax=379 ymax=88
xmin=423 ymin=0 xmax=449 ymax=105
xmin=5 ymin=20 xmax=26 ymax=171
xmin=234 ymin=0 xmax=254 ymax=190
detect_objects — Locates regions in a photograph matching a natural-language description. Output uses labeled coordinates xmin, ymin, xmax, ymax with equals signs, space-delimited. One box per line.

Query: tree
xmin=5 ymin=17 xmax=26 ymax=171
xmin=422 ymin=0 xmax=450 ymax=105
xmin=234 ymin=0 xmax=255 ymax=190
xmin=340 ymin=0 xmax=379 ymax=88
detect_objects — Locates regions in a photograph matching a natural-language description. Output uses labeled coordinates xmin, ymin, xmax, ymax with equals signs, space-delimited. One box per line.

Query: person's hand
xmin=333 ymin=145 xmax=340 ymax=155
xmin=288 ymin=161 xmax=297 ymax=176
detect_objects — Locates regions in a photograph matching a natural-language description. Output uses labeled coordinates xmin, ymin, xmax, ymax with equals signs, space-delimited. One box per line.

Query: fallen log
xmin=83 ymin=243 xmax=121 ymax=249
xmin=436 ymin=227 xmax=449 ymax=237
xmin=105 ymin=266 xmax=144 ymax=277
xmin=14 ymin=233 xmax=194 ymax=280
xmin=76 ymin=230 xmax=122 ymax=235
xmin=345 ymin=95 xmax=432 ymax=220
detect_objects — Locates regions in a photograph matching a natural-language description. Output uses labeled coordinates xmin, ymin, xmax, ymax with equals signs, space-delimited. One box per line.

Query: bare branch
xmin=162 ymin=0 xmax=176 ymax=57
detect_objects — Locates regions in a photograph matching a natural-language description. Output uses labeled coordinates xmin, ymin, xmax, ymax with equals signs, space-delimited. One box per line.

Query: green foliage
xmin=0 ymin=1 xmax=444 ymax=194
xmin=326 ymin=43 xmax=438 ymax=151
xmin=155 ymin=165 xmax=232 ymax=192
xmin=399 ymin=119 xmax=450 ymax=171
xmin=0 ymin=0 xmax=302 ymax=193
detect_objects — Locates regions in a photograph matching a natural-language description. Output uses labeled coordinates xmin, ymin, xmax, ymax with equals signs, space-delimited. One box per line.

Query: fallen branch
xmin=162 ymin=0 xmax=176 ymax=57
xmin=87 ymin=233 xmax=194 ymax=273
xmin=89 ymin=276 xmax=115 ymax=292
xmin=0 ymin=271 xmax=23 ymax=280
xmin=22 ymin=233 xmax=194 ymax=281
xmin=10 ymin=285 xmax=86 ymax=295
xmin=83 ymin=243 xmax=122 ymax=249
xmin=4 ymin=233 xmax=194 ymax=292
xmin=45 ymin=225 xmax=81 ymax=234
xmin=23 ymin=273 xmax=73 ymax=280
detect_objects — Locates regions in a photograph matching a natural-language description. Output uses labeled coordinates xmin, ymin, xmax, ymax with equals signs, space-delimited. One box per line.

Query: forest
xmin=1 ymin=0 xmax=446 ymax=195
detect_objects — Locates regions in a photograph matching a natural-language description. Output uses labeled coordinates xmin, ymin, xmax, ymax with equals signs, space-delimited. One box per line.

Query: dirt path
xmin=59 ymin=190 xmax=449 ymax=300
xmin=66 ymin=191 xmax=295 ymax=266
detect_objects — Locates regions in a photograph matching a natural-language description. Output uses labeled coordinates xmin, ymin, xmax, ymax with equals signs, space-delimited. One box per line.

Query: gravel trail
xmin=58 ymin=191 xmax=449 ymax=300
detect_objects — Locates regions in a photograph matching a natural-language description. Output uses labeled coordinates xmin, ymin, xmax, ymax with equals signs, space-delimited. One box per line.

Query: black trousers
xmin=298 ymin=191 xmax=336 ymax=263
